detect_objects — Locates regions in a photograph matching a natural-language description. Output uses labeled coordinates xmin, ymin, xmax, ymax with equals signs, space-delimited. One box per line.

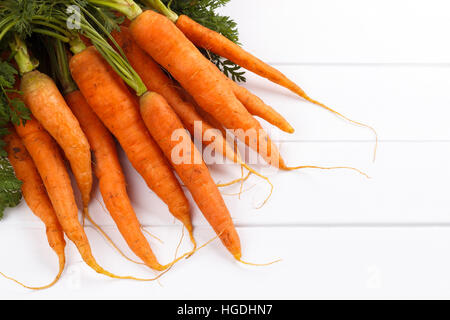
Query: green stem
xmin=32 ymin=28 xmax=70 ymax=42
xmin=32 ymin=21 xmax=72 ymax=38
xmin=0 ymin=19 xmax=16 ymax=43
xmin=87 ymin=0 xmax=143 ymax=20
xmin=32 ymin=16 xmax=69 ymax=29
xmin=50 ymin=39 xmax=78 ymax=95
xmin=9 ymin=35 xmax=39 ymax=75
xmin=145 ymin=0 xmax=178 ymax=22
xmin=76 ymin=6 xmax=147 ymax=95
xmin=69 ymin=36 xmax=87 ymax=55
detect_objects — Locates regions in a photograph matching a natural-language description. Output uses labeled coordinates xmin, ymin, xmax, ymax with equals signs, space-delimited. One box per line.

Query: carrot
xmin=140 ymin=92 xmax=241 ymax=259
xmin=20 ymin=71 xmax=92 ymax=213
xmin=225 ymin=77 xmax=295 ymax=134
xmin=14 ymin=116 xmax=161 ymax=278
xmin=130 ymin=10 xmax=285 ymax=168
xmin=65 ymin=90 xmax=164 ymax=270
xmin=112 ymin=27 xmax=240 ymax=164
xmin=175 ymin=14 xmax=307 ymax=99
xmin=69 ymin=46 xmax=194 ymax=241
xmin=1 ymin=129 xmax=65 ymax=290
xmin=175 ymin=14 xmax=378 ymax=158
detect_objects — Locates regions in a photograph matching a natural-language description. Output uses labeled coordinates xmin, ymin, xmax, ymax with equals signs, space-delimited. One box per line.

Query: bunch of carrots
xmin=0 ymin=0 xmax=375 ymax=289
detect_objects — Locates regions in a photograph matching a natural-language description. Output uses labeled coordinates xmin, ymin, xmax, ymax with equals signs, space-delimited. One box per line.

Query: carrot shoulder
xmin=65 ymin=90 xmax=164 ymax=271
xmin=69 ymin=46 xmax=193 ymax=234
xmin=3 ymin=129 xmax=66 ymax=289
xmin=20 ymin=71 xmax=92 ymax=209
xmin=140 ymin=92 xmax=241 ymax=259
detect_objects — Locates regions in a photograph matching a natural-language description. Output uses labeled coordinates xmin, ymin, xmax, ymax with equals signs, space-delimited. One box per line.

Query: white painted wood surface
xmin=1 ymin=0 xmax=450 ymax=299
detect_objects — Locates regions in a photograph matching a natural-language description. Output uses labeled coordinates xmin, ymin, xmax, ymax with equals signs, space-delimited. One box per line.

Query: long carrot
xmin=69 ymin=46 xmax=194 ymax=240
xmin=1 ymin=129 xmax=65 ymax=290
xmin=14 ymin=116 xmax=161 ymax=278
xmin=112 ymin=27 xmax=240 ymax=164
xmin=140 ymin=92 xmax=241 ymax=260
xmin=19 ymin=70 xmax=92 ymax=214
xmin=175 ymin=14 xmax=308 ymax=99
xmin=130 ymin=10 xmax=285 ymax=168
xmin=65 ymin=90 xmax=165 ymax=270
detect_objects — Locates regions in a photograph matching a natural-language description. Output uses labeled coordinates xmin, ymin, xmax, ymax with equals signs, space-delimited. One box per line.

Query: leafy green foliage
xmin=0 ymin=0 xmax=58 ymax=40
xmin=160 ymin=0 xmax=246 ymax=82
xmin=0 ymin=156 xmax=23 ymax=219
xmin=86 ymin=5 xmax=125 ymax=33
xmin=0 ymin=60 xmax=27 ymax=218
xmin=0 ymin=60 xmax=31 ymax=128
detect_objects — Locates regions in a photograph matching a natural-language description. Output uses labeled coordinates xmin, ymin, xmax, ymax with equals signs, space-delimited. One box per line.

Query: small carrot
xmin=69 ymin=46 xmax=194 ymax=241
xmin=66 ymin=90 xmax=166 ymax=270
xmin=2 ymin=129 xmax=65 ymax=290
xmin=225 ymin=77 xmax=295 ymax=134
xmin=140 ymin=92 xmax=241 ymax=260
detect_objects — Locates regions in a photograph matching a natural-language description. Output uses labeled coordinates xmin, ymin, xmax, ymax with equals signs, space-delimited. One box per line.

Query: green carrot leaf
xmin=0 ymin=155 xmax=22 ymax=219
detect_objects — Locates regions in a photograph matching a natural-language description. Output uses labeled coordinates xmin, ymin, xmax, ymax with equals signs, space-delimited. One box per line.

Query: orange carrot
xmin=65 ymin=90 xmax=166 ymax=270
xmin=69 ymin=46 xmax=193 ymax=238
xmin=226 ymin=77 xmax=295 ymax=134
xmin=176 ymin=15 xmax=377 ymax=157
xmin=14 ymin=117 xmax=155 ymax=278
xmin=140 ymin=92 xmax=241 ymax=259
xmin=112 ymin=27 xmax=240 ymax=164
xmin=2 ymin=129 xmax=65 ymax=290
xmin=20 ymin=71 xmax=92 ymax=212
xmin=130 ymin=11 xmax=285 ymax=168
xmin=176 ymin=14 xmax=307 ymax=99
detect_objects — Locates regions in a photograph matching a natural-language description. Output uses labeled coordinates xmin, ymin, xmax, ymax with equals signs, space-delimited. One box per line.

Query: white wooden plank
xmin=241 ymin=65 xmax=450 ymax=141
xmin=3 ymin=141 xmax=449 ymax=227
xmin=2 ymin=226 xmax=450 ymax=299
xmin=221 ymin=0 xmax=450 ymax=63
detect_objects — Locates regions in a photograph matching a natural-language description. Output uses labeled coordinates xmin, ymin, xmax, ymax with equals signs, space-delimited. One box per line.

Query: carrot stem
xmin=69 ymin=36 xmax=87 ymax=55
xmin=9 ymin=35 xmax=38 ymax=75
xmin=144 ymin=0 xmax=178 ymax=22
xmin=87 ymin=0 xmax=143 ymax=20
xmin=49 ymin=39 xmax=78 ymax=94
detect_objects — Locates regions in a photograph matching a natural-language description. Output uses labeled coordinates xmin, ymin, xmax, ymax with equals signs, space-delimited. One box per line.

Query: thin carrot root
xmin=160 ymin=227 xmax=224 ymax=267
xmin=82 ymin=207 xmax=91 ymax=228
xmin=238 ymin=165 xmax=245 ymax=199
xmin=218 ymin=164 xmax=273 ymax=209
xmin=217 ymin=171 xmax=252 ymax=188
xmin=0 ymin=255 xmax=65 ymax=290
xmin=282 ymin=165 xmax=370 ymax=179
xmin=301 ymin=93 xmax=378 ymax=162
xmin=241 ymin=162 xmax=274 ymax=209
xmin=90 ymin=263 xmax=170 ymax=281
xmin=84 ymin=210 xmax=145 ymax=265
xmin=141 ymin=226 xmax=165 ymax=244
xmin=237 ymin=258 xmax=282 ymax=267
xmin=217 ymin=162 xmax=273 ymax=208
